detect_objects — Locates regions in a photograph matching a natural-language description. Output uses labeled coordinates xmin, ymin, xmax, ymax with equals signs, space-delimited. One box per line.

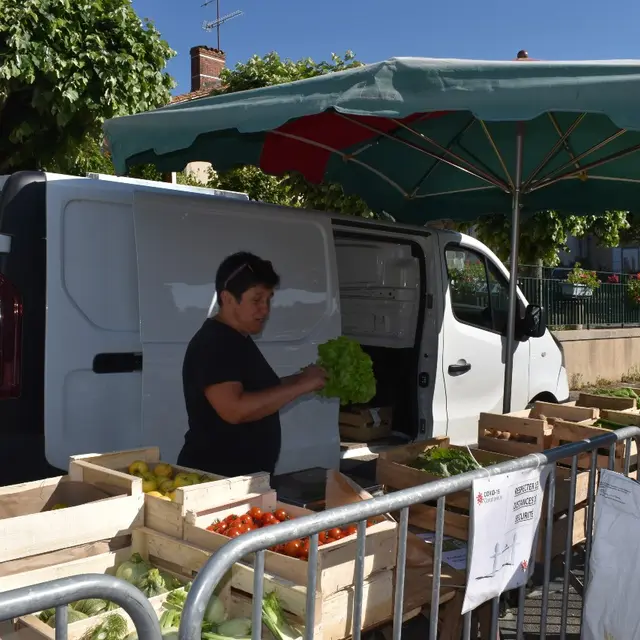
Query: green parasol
xmin=104 ymin=54 xmax=640 ymax=411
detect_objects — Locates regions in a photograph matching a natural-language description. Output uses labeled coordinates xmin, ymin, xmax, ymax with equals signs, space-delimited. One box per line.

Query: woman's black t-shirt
xmin=178 ymin=319 xmax=282 ymax=476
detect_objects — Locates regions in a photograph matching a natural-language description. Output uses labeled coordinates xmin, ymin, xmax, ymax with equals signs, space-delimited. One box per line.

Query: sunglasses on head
xmin=223 ymin=263 xmax=253 ymax=290
xmin=222 ymin=260 xmax=274 ymax=290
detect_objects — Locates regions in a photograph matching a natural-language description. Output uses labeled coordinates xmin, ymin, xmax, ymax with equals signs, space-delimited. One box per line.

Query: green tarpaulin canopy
xmin=105 ymin=56 xmax=640 ymax=223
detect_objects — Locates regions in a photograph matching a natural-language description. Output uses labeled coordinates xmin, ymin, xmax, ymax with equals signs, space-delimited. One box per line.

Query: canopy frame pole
xmin=503 ymin=122 xmax=524 ymax=414
xmin=338 ymin=114 xmax=510 ymax=191
xmin=530 ymin=129 xmax=627 ymax=188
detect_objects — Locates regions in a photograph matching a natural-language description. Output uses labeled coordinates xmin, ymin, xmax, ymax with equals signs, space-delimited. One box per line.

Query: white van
xmin=0 ymin=171 xmax=569 ymax=483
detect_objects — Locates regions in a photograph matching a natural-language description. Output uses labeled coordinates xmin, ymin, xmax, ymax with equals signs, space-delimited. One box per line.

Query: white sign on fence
xmin=461 ymin=464 xmax=551 ymax=614
xmin=582 ymin=469 xmax=640 ymax=640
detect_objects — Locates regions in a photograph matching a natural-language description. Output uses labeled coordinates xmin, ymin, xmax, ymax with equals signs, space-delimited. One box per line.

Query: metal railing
xmin=179 ymin=426 xmax=640 ymax=640
xmin=0 ymin=574 xmax=161 ymax=640
xmin=518 ymin=276 xmax=640 ymax=328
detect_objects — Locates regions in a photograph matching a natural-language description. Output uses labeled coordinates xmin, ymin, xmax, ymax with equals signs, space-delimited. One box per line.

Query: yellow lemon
xmin=128 ymin=460 xmax=149 ymax=477
xmin=146 ymin=491 xmax=165 ymax=499
xmin=50 ymin=503 xmax=68 ymax=510
xmin=153 ymin=463 xmax=173 ymax=479
xmin=168 ymin=491 xmax=177 ymax=501
xmin=199 ymin=474 xmax=214 ymax=484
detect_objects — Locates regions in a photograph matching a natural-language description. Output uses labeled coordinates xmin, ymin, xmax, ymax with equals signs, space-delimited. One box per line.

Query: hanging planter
xmin=561 ymin=282 xmax=594 ymax=299
xmin=561 ymin=263 xmax=599 ymax=299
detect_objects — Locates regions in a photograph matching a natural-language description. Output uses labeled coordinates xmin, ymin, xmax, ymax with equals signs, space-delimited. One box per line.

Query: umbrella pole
xmin=502 ymin=123 xmax=525 ymax=414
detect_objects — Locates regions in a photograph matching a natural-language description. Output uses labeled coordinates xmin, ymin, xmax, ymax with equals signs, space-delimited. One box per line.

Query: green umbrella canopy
xmin=104 ymin=56 xmax=640 ymax=223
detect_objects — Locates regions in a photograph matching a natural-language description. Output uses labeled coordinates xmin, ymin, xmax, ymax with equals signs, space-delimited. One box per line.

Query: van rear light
xmin=0 ymin=274 xmax=22 ymax=399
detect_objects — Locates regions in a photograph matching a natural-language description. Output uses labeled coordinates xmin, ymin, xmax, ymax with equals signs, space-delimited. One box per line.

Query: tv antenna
xmin=201 ymin=0 xmax=243 ymax=50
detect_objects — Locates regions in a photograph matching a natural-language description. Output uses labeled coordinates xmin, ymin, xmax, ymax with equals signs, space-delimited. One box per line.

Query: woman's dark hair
xmin=215 ymin=252 xmax=280 ymax=304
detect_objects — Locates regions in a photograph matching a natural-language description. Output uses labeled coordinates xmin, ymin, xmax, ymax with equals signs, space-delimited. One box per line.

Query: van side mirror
xmin=523 ymin=304 xmax=546 ymax=338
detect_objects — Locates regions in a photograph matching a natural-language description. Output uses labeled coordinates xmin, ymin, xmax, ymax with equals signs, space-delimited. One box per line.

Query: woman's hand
xmin=297 ymin=364 xmax=327 ymax=393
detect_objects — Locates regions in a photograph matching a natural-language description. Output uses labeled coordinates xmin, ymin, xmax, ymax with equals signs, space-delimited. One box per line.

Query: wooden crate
xmin=339 ymin=407 xmax=392 ymax=442
xmin=0 ymin=471 xmax=144 ymax=566
xmin=377 ymin=437 xmax=591 ymax=560
xmin=550 ymin=417 xmax=638 ymax=474
xmin=575 ymin=392 xmax=639 ymax=413
xmin=376 ymin=437 xmax=512 ymax=540
xmin=228 ymin=572 xmax=394 ymax=640
xmin=69 ymin=446 xmax=272 ymax=537
xmin=478 ymin=401 xmax=598 ymax=457
xmin=184 ymin=471 xmax=398 ymax=639
xmin=15 ymin=529 xmax=192 ymax=640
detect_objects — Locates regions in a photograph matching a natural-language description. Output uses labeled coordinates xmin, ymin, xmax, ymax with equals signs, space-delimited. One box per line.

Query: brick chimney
xmin=190 ymin=46 xmax=226 ymax=92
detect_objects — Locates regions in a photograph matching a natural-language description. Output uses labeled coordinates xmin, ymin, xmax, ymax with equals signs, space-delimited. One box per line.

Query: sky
xmin=131 ymin=0 xmax=640 ymax=96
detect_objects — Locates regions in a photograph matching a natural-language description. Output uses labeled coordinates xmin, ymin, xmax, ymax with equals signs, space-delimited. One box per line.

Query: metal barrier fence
xmin=518 ymin=276 xmax=640 ymax=328
xmin=179 ymin=426 xmax=640 ymax=640
xmin=0 ymin=574 xmax=161 ymax=640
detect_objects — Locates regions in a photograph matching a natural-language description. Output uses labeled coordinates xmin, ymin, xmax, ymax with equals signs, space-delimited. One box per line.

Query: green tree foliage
xmin=0 ymin=0 xmax=175 ymax=173
xmin=459 ymin=210 xmax=630 ymax=267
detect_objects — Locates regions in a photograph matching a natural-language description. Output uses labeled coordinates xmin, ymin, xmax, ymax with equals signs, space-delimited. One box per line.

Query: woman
xmin=178 ymin=251 xmax=327 ymax=476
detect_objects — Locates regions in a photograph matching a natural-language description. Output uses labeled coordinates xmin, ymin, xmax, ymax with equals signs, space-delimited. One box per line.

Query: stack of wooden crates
xmin=478 ymin=395 xmax=640 ymax=559
xmin=2 ymin=446 xmax=399 ymax=640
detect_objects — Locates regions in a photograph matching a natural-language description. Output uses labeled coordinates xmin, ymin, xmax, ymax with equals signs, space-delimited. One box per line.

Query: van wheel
xmin=526 ymin=393 xmax=558 ymax=410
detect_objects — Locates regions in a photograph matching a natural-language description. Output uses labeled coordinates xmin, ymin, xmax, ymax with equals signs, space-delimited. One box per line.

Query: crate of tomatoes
xmin=183 ymin=471 xmax=398 ymax=640
xmin=204 ymin=504 xmax=379 ymax=560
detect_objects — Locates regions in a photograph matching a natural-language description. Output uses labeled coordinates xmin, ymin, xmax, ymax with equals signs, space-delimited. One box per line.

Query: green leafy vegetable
xmin=204 ymin=594 xmax=226 ymax=626
xmin=262 ymin=592 xmax=303 ymax=640
xmin=71 ymin=599 xmax=116 ymax=617
xmin=136 ymin=568 xmax=168 ymax=598
xmin=115 ymin=553 xmax=151 ymax=585
xmin=217 ymin=619 xmax=252 ymax=638
xmin=594 ymin=418 xmax=628 ymax=431
xmin=82 ymin=613 xmax=129 ymax=640
xmin=47 ymin=608 xmax=89 ymax=627
xmin=410 ymin=448 xmax=490 ymax=477
xmin=591 ymin=387 xmax=640 ymax=408
xmin=317 ymin=337 xmax=376 ymax=405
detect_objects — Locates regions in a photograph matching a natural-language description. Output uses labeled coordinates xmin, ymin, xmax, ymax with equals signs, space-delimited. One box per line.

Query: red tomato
xmin=344 ymin=525 xmax=358 ymax=537
xmin=248 ymin=507 xmax=264 ymax=520
xmin=366 ymin=519 xmax=375 ymax=528
xmin=328 ymin=528 xmax=342 ymax=540
xmin=227 ymin=527 xmax=242 ymax=538
xmin=261 ymin=513 xmax=278 ymax=526
xmin=274 ymin=508 xmax=289 ymax=522
xmin=224 ymin=514 xmax=239 ymax=525
xmin=283 ymin=540 xmax=302 ymax=557
xmin=239 ymin=515 xmax=254 ymax=527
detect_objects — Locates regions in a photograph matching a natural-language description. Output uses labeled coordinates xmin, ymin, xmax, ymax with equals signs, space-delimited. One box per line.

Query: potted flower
xmin=561 ymin=263 xmax=600 ymax=298
xmin=627 ymin=273 xmax=640 ymax=305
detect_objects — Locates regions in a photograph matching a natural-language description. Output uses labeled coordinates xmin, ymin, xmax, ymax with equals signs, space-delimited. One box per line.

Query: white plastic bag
xmin=582 ymin=469 xmax=640 ymax=640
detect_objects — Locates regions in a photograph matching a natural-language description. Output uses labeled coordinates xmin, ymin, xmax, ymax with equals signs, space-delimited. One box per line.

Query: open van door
xmin=132 ymin=191 xmax=342 ymax=473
